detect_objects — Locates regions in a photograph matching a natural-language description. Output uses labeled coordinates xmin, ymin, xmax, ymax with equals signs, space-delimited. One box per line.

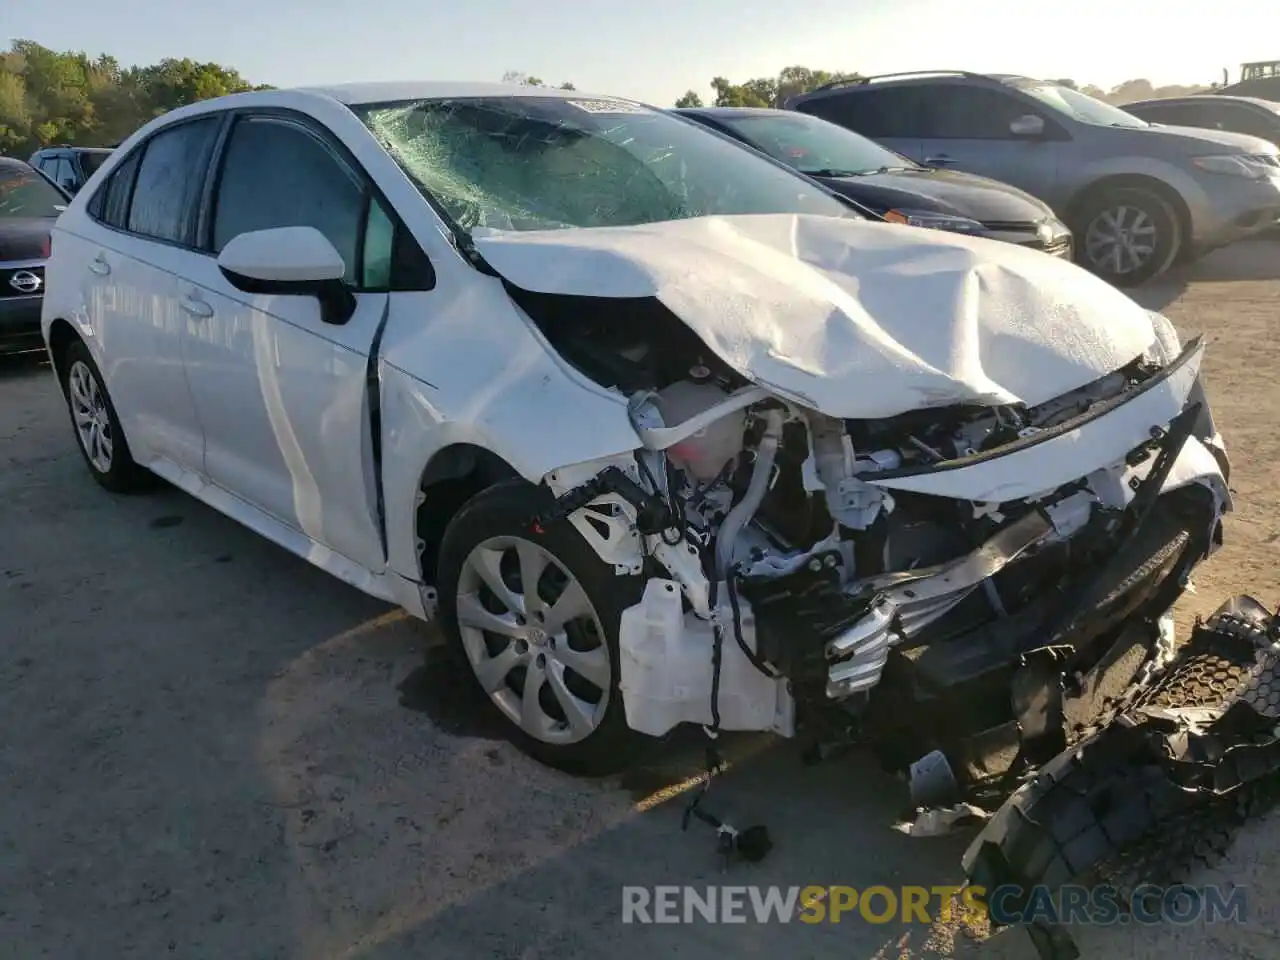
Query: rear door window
xmin=48 ymin=158 xmax=74 ymax=189
xmin=1130 ymin=102 xmax=1199 ymax=126
xmin=1216 ymin=104 xmax=1280 ymax=142
xmin=88 ymin=150 xmax=143 ymax=229
xmin=918 ymin=85 xmax=1033 ymax=139
xmin=126 ymin=117 xmax=222 ymax=245
xmin=797 ymin=87 xmax=924 ymax=138
xmin=79 ymin=151 xmax=110 ymax=177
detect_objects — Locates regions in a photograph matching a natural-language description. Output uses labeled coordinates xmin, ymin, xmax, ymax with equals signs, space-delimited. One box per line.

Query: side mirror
xmin=217 ymin=226 xmax=355 ymax=325
xmin=1009 ymin=114 xmax=1046 ymax=138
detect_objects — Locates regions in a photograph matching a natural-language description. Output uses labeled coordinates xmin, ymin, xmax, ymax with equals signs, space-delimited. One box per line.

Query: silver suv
xmin=787 ymin=72 xmax=1280 ymax=285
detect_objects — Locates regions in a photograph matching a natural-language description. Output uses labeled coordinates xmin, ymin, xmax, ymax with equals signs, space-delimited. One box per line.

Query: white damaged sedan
xmin=42 ymin=83 xmax=1230 ymax=788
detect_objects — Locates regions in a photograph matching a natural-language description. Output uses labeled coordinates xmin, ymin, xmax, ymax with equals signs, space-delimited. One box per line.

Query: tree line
xmin=1 ymin=38 xmax=1216 ymax=160
xmin=0 ymin=39 xmax=268 ymax=156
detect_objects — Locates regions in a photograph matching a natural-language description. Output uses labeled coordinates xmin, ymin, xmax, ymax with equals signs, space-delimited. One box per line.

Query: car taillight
xmin=42 ymin=235 xmax=51 ymax=258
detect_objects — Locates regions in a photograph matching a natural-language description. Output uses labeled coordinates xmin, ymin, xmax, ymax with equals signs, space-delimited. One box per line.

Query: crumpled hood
xmin=473 ymin=213 xmax=1158 ymax=419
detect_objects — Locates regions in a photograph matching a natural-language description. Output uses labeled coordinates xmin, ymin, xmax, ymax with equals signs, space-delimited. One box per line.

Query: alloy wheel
xmin=1084 ymin=204 xmax=1158 ymax=277
xmin=68 ymin=360 xmax=113 ymax=474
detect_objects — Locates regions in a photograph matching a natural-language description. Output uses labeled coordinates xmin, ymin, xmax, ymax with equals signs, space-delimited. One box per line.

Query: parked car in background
xmin=1122 ymin=95 xmax=1280 ymax=148
xmin=786 ymin=71 xmax=1280 ymax=286
xmin=1 ymin=158 xmax=67 ymax=354
xmin=28 ymin=145 xmax=114 ymax=196
xmin=674 ymin=106 xmax=1073 ymax=257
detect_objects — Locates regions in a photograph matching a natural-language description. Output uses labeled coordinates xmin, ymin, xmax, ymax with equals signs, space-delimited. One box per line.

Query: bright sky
xmin=5 ymin=0 xmax=1278 ymax=106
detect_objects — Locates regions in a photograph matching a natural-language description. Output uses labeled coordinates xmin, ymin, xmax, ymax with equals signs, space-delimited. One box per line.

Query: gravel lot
xmin=2 ymin=242 xmax=1278 ymax=960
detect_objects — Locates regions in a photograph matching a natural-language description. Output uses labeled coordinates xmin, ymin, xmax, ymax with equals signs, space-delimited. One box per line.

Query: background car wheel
xmin=436 ymin=479 xmax=650 ymax=775
xmin=60 ymin=339 xmax=150 ymax=493
xmin=1072 ymin=186 xmax=1182 ymax=287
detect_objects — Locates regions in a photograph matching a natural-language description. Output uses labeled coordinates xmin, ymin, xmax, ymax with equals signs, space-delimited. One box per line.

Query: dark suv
xmin=786 ymin=72 xmax=1280 ymax=286
xmin=28 ymin=146 xmax=114 ymax=196
xmin=1122 ymin=96 xmax=1280 ymax=148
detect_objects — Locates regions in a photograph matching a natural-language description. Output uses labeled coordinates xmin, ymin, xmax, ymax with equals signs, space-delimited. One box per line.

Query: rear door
xmin=794 ymin=86 xmax=925 ymax=161
xmin=913 ymin=82 xmax=1062 ymax=200
xmin=176 ymin=111 xmax=416 ymax=572
xmin=70 ymin=118 xmax=222 ymax=472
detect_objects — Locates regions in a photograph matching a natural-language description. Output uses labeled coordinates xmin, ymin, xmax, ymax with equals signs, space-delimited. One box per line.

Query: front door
xmin=915 ymin=83 xmax=1062 ymax=203
xmin=178 ymin=112 xmax=393 ymax=573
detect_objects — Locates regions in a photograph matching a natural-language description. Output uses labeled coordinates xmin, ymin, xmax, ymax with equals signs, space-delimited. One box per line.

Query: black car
xmin=1122 ymin=95 xmax=1280 ymax=148
xmin=28 ymin=145 xmax=114 ymax=196
xmin=1 ymin=159 xmax=68 ymax=354
xmin=674 ymin=106 xmax=1074 ymax=257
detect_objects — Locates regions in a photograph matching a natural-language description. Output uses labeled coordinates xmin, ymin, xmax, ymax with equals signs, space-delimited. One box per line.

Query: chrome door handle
xmin=179 ymin=293 xmax=214 ymax=319
xmin=924 ymin=155 xmax=957 ymax=166
xmin=88 ymin=254 xmax=110 ymax=276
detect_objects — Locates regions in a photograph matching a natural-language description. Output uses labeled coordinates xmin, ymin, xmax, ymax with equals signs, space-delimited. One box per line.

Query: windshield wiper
xmin=802 ymin=167 xmax=870 ymax=178
xmin=807 ymin=165 xmax=917 ymax=177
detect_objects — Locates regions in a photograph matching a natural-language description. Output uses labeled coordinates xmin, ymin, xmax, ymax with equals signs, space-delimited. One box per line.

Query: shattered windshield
xmin=355 ymin=96 xmax=855 ymax=234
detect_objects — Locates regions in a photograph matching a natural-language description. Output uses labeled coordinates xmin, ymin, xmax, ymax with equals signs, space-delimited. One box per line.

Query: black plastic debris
xmin=960 ymin=595 xmax=1280 ymax=960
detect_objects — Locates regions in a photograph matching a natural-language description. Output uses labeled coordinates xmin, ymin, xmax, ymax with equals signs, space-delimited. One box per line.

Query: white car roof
xmin=293 ymin=81 xmax=612 ymax=105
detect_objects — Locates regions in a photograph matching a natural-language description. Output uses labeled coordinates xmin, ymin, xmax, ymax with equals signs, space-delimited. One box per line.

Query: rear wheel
xmin=1072 ymin=186 xmax=1182 ymax=287
xmin=435 ymin=480 xmax=650 ymax=775
xmin=60 ymin=339 xmax=151 ymax=493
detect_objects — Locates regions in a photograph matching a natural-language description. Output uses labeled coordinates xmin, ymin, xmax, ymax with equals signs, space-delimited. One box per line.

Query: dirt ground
xmin=2 ymin=241 xmax=1278 ymax=960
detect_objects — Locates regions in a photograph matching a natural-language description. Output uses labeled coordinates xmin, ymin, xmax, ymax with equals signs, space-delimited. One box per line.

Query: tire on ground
xmin=59 ymin=338 xmax=152 ymax=493
xmin=434 ymin=478 xmax=651 ymax=775
xmin=1071 ymin=184 xmax=1183 ymax=287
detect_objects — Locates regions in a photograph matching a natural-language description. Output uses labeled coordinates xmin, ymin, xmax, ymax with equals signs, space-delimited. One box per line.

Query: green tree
xmin=501 ymin=70 xmax=578 ymax=89
xmin=674 ymin=90 xmax=703 ymax=108
xmin=0 ymin=39 xmax=267 ymax=156
xmin=709 ymin=66 xmax=860 ymax=108
xmin=710 ymin=76 xmax=772 ymax=107
xmin=133 ymin=58 xmax=259 ymax=116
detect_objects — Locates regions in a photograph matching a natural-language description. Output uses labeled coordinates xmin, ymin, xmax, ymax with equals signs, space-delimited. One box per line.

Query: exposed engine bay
xmin=526 ymin=284 xmax=1230 ymax=814
xmin=478 ymin=215 xmax=1246 ymax=960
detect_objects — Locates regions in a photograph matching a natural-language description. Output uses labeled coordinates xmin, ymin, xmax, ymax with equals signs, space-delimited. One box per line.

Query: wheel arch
xmin=413 ymin=443 xmax=521 ymax=585
xmin=45 ymin=317 xmax=81 ymax=383
xmin=1065 ymin=173 xmax=1193 ymax=252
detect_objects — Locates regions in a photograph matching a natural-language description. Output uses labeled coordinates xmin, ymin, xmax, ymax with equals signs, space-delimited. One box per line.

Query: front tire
xmin=60 ymin=339 xmax=150 ymax=493
xmin=436 ymin=480 xmax=650 ymax=775
xmin=1072 ymin=186 xmax=1182 ymax=287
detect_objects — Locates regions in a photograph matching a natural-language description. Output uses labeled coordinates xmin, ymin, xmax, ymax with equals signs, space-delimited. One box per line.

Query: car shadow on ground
xmin=0 ymin=350 xmax=49 ymax=378
xmin=0 ymin=371 xmax=995 ymax=960
xmin=252 ymin=589 xmax=1001 ymax=960
xmin=1131 ymin=238 xmax=1280 ymax=312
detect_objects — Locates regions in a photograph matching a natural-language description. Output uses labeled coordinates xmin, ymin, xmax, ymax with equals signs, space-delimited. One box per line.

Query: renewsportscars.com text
xmin=621 ymin=884 xmax=1248 ymax=926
